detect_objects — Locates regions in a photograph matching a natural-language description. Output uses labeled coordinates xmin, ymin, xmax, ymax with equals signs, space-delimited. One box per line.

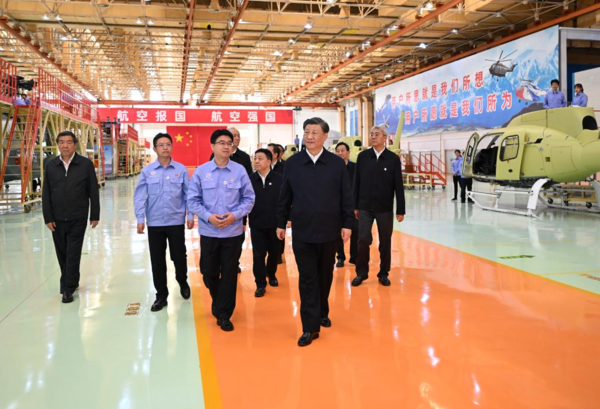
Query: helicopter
xmin=486 ymin=50 xmax=518 ymax=79
xmin=515 ymin=78 xmax=547 ymax=105
xmin=462 ymin=107 xmax=600 ymax=188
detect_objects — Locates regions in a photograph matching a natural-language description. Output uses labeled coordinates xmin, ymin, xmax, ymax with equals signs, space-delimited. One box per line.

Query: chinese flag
xmin=167 ymin=126 xmax=219 ymax=169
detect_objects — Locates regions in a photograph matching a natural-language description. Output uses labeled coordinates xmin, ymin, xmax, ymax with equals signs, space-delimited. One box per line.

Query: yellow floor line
xmin=540 ymin=270 xmax=600 ymax=276
xmin=189 ymin=238 xmax=223 ymax=409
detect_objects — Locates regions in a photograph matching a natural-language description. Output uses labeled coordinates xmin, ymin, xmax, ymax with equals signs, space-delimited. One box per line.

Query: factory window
xmin=500 ymin=135 xmax=519 ymax=161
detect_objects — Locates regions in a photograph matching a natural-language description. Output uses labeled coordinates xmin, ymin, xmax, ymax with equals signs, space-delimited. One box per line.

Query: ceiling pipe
xmin=96 ymin=100 xmax=339 ymax=108
xmin=198 ymin=0 xmax=251 ymax=103
xmin=284 ymin=0 xmax=465 ymax=99
xmin=338 ymin=1 xmax=600 ymax=102
xmin=0 ymin=17 xmax=96 ymax=97
xmin=179 ymin=0 xmax=196 ymax=103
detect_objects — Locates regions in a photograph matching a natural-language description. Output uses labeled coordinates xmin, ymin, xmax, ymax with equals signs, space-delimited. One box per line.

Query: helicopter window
xmin=473 ymin=134 xmax=501 ymax=176
xmin=500 ymin=135 xmax=519 ymax=161
xmin=582 ymin=116 xmax=598 ymax=131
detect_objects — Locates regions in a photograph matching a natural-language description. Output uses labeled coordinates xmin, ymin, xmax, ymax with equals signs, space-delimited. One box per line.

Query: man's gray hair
xmin=227 ymin=127 xmax=240 ymax=134
xmin=370 ymin=125 xmax=388 ymax=137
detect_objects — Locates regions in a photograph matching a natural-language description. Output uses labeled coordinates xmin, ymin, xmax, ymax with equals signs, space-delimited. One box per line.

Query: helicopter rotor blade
xmin=502 ymin=50 xmax=517 ymax=59
xmin=498 ymin=50 xmax=504 ymax=60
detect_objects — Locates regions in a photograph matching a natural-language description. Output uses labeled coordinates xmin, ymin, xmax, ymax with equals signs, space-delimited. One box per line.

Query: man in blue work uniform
xmin=249 ymin=148 xmax=283 ymax=297
xmin=277 ymin=117 xmax=354 ymax=347
xmin=451 ymin=150 xmax=463 ymax=201
xmin=134 ymin=133 xmax=195 ymax=312
xmin=572 ymin=83 xmax=588 ymax=107
xmin=543 ymin=79 xmax=566 ymax=109
xmin=188 ymin=129 xmax=255 ymax=332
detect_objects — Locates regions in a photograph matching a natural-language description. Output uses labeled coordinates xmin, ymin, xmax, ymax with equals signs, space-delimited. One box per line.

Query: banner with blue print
xmin=375 ymin=26 xmax=559 ymax=138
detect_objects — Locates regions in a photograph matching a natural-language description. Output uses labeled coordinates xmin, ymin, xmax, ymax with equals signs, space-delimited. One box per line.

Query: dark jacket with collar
xmin=211 ymin=149 xmax=253 ymax=176
xmin=249 ymin=171 xmax=283 ymax=230
xmin=277 ymin=149 xmax=354 ymax=243
xmin=345 ymin=161 xmax=356 ymax=188
xmin=42 ymin=153 xmax=100 ymax=223
xmin=353 ymin=148 xmax=405 ymax=215
xmin=272 ymin=160 xmax=285 ymax=175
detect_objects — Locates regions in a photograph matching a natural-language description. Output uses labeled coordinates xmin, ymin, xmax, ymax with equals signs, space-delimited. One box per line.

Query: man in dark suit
xmin=249 ymin=148 xmax=283 ymax=297
xmin=268 ymin=143 xmax=285 ymax=175
xmin=334 ymin=142 xmax=358 ymax=267
xmin=277 ymin=118 xmax=354 ymax=347
xmin=42 ymin=130 xmax=100 ymax=303
xmin=352 ymin=125 xmax=405 ymax=287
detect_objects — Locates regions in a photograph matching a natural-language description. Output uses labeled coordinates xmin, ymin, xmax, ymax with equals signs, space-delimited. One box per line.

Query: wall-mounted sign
xmin=98 ymin=108 xmax=294 ymax=125
xmin=375 ymin=26 xmax=559 ymax=137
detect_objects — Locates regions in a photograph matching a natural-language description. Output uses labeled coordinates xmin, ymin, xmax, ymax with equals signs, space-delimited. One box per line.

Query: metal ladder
xmin=0 ymin=96 xmax=42 ymax=207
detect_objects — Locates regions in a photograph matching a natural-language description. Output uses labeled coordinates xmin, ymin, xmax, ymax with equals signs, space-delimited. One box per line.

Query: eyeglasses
xmin=156 ymin=143 xmax=172 ymax=148
xmin=214 ymin=141 xmax=234 ymax=147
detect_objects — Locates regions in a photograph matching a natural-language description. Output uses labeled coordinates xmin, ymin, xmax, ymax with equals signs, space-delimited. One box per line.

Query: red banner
xmin=167 ymin=126 xmax=220 ymax=168
xmin=99 ymin=108 xmax=293 ymax=124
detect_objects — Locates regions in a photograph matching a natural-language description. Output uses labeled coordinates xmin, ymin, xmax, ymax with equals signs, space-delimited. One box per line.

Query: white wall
xmin=574 ymin=67 xmax=600 ymax=111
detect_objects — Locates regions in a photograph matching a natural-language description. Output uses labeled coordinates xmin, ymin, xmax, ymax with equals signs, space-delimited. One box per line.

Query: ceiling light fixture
xmin=136 ymin=17 xmax=143 ymax=24
xmin=451 ymin=28 xmax=458 ymax=34
xmin=423 ymin=1 xmax=434 ymax=11
xmin=141 ymin=38 xmax=147 ymax=43
xmin=419 ymin=43 xmax=427 ymax=49
xmin=345 ymin=50 xmax=352 ymax=58
xmin=208 ymin=0 xmax=221 ymax=13
xmin=147 ymin=19 xmax=155 ymax=25
xmin=42 ymin=14 xmax=50 ymax=20
xmin=304 ymin=18 xmax=313 ymax=30
xmin=55 ymin=14 xmax=62 ymax=21
xmin=288 ymin=38 xmax=295 ymax=44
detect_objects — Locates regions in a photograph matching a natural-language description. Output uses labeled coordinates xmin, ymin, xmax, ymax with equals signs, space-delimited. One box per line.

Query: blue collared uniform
xmin=452 ymin=156 xmax=463 ymax=177
xmin=572 ymin=92 xmax=588 ymax=107
xmin=188 ymin=159 xmax=255 ymax=238
xmin=544 ymin=90 xmax=566 ymax=109
xmin=134 ymin=159 xmax=193 ymax=226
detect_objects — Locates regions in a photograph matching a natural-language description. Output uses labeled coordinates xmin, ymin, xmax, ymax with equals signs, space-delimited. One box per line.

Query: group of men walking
xmin=41 ymin=118 xmax=406 ymax=347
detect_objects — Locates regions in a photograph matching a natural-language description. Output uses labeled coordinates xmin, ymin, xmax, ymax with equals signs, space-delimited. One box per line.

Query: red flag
xmin=167 ymin=126 xmax=220 ymax=169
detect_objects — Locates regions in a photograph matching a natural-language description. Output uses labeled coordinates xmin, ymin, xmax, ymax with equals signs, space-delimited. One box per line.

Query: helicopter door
xmin=496 ymin=133 xmax=523 ymax=181
xmin=462 ymin=132 xmax=479 ymax=177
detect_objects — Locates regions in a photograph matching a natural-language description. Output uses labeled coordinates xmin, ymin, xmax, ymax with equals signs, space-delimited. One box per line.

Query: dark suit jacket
xmin=42 ymin=153 xmax=100 ymax=223
xmin=346 ymin=161 xmax=356 ymax=189
xmin=353 ymin=148 xmax=405 ymax=215
xmin=272 ymin=160 xmax=285 ymax=175
xmin=249 ymin=171 xmax=283 ymax=230
xmin=277 ymin=149 xmax=354 ymax=243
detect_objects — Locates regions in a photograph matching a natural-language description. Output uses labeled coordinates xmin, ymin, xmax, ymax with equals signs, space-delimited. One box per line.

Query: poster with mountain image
xmin=375 ymin=26 xmax=559 ymax=138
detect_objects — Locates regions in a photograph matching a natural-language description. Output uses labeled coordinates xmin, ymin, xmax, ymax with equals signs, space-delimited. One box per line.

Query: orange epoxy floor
xmin=189 ymin=229 xmax=600 ymax=409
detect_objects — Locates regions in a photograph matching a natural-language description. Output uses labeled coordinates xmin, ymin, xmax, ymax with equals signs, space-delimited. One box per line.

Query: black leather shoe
xmin=320 ymin=317 xmax=332 ymax=328
xmin=351 ymin=275 xmax=366 ymax=287
xmin=151 ymin=298 xmax=168 ymax=312
xmin=255 ymin=287 xmax=266 ymax=297
xmin=349 ymin=258 xmax=357 ymax=265
xmin=238 ymin=267 xmax=242 ymax=274
xmin=297 ymin=332 xmax=319 ymax=346
xmin=217 ymin=318 xmax=234 ymax=332
xmin=451 ymin=198 xmax=457 ymax=201
xmin=62 ymin=292 xmax=74 ymax=304
xmin=335 ymin=260 xmax=344 ymax=268
xmin=180 ymin=285 xmax=191 ymax=300
xmin=278 ymin=257 xmax=283 ymax=265
xmin=379 ymin=276 xmax=391 ymax=286
xmin=268 ymin=277 xmax=279 ymax=287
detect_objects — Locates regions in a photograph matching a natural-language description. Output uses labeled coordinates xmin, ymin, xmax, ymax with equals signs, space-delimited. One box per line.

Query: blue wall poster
xmin=375 ymin=26 xmax=559 ymax=138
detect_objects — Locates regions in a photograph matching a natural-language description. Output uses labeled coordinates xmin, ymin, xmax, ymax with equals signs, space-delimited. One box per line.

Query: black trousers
xmin=200 ymin=234 xmax=243 ymax=320
xmin=460 ymin=178 xmax=473 ymax=202
xmin=148 ymin=224 xmax=188 ymax=299
xmin=52 ymin=219 xmax=87 ymax=294
xmin=453 ymin=175 xmax=461 ymax=199
xmin=292 ymin=239 xmax=338 ymax=333
xmin=250 ymin=227 xmax=279 ymax=288
xmin=337 ymin=222 xmax=358 ymax=262
xmin=356 ymin=210 xmax=394 ymax=279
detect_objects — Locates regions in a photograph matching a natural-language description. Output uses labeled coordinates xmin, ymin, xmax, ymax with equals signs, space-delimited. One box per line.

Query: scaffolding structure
xmin=403 ymin=152 xmax=447 ymax=190
xmin=117 ymin=125 xmax=139 ymax=178
xmin=0 ymin=65 xmax=105 ymax=213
